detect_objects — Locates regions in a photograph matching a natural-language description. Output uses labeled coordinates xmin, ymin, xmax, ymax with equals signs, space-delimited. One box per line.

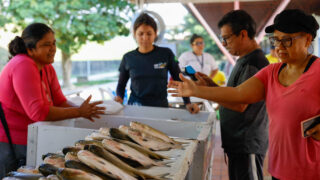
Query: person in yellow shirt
xmin=266 ymin=45 xmax=279 ymax=63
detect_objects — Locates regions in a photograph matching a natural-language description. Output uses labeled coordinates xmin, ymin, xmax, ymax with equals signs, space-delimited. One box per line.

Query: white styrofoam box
xmin=27 ymin=116 xmax=214 ymax=180
xmin=115 ymin=105 xmax=216 ymax=123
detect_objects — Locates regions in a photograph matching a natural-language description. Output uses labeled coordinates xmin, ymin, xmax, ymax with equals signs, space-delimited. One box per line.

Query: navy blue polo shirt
xmin=116 ymin=45 xmax=190 ymax=107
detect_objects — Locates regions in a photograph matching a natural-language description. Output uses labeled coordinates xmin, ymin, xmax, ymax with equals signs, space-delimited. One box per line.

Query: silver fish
xmin=119 ymin=126 xmax=175 ymax=151
xmin=56 ymin=167 xmax=102 ymax=180
xmin=77 ymin=150 xmax=137 ymax=180
xmin=85 ymin=144 xmax=161 ymax=180
xmin=130 ymin=121 xmax=182 ymax=146
xmin=102 ymin=138 xmax=163 ymax=168
xmin=43 ymin=155 xmax=65 ymax=168
xmin=116 ymin=139 xmax=168 ymax=160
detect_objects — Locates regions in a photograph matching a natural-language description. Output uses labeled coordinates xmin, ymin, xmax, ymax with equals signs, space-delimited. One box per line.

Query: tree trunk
xmin=61 ymin=52 xmax=73 ymax=88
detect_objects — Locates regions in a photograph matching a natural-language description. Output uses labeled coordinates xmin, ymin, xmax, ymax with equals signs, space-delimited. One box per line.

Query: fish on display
xmin=109 ymin=128 xmax=134 ymax=142
xmin=85 ymin=132 xmax=111 ymax=141
xmin=38 ymin=163 xmax=59 ymax=177
xmin=5 ymin=171 xmax=43 ymax=180
xmin=56 ymin=167 xmax=103 ymax=180
xmin=39 ymin=174 xmax=60 ymax=180
xmin=75 ymin=140 xmax=103 ymax=149
xmin=99 ymin=127 xmax=111 ymax=136
xmin=62 ymin=146 xmax=81 ymax=155
xmin=119 ymin=126 xmax=175 ymax=151
xmin=17 ymin=166 xmax=40 ymax=174
xmin=130 ymin=121 xmax=182 ymax=146
xmin=63 ymin=146 xmax=81 ymax=162
xmin=116 ymin=139 xmax=168 ymax=160
xmin=85 ymin=144 xmax=160 ymax=180
xmin=65 ymin=152 xmax=80 ymax=162
xmin=101 ymin=139 xmax=163 ymax=168
xmin=42 ymin=153 xmax=65 ymax=168
xmin=77 ymin=150 xmax=137 ymax=180
xmin=65 ymin=160 xmax=114 ymax=180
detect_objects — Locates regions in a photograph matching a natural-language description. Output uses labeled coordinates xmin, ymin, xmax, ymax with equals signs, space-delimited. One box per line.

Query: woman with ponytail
xmin=0 ymin=23 xmax=105 ymax=177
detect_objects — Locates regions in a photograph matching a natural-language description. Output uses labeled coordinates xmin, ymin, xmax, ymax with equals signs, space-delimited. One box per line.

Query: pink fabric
xmin=255 ymin=60 xmax=320 ymax=180
xmin=0 ymin=54 xmax=66 ymax=145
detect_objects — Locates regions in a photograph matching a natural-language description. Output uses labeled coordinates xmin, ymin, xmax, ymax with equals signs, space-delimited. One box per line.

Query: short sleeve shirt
xmin=178 ymin=51 xmax=218 ymax=76
xmin=255 ymin=59 xmax=320 ymax=180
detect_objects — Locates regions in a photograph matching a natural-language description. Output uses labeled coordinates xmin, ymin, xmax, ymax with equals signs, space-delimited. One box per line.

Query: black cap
xmin=265 ymin=9 xmax=319 ymax=39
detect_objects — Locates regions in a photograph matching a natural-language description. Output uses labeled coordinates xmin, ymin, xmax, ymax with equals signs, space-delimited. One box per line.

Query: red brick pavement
xmin=211 ymin=120 xmax=271 ymax=180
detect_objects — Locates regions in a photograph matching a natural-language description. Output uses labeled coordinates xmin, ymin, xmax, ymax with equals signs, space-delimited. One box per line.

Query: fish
xmin=109 ymin=128 xmax=134 ymax=142
xmin=85 ymin=132 xmax=111 ymax=141
xmin=39 ymin=174 xmax=60 ymax=180
xmin=119 ymin=126 xmax=175 ymax=151
xmin=6 ymin=171 xmax=43 ymax=180
xmin=42 ymin=153 xmax=64 ymax=160
xmin=43 ymin=153 xmax=65 ymax=168
xmin=101 ymin=138 xmax=163 ymax=168
xmin=56 ymin=167 xmax=103 ymax=180
xmin=65 ymin=152 xmax=80 ymax=162
xmin=98 ymin=127 xmax=111 ymax=136
xmin=17 ymin=166 xmax=40 ymax=174
xmin=116 ymin=139 xmax=168 ymax=160
xmin=130 ymin=121 xmax=182 ymax=146
xmin=77 ymin=150 xmax=137 ymax=180
xmin=85 ymin=144 xmax=161 ymax=180
xmin=65 ymin=160 xmax=114 ymax=180
xmin=38 ymin=163 xmax=59 ymax=177
xmin=75 ymin=140 xmax=103 ymax=149
xmin=62 ymin=146 xmax=81 ymax=155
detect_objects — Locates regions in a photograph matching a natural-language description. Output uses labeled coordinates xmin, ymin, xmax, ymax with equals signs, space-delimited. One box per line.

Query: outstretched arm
xmin=168 ymin=73 xmax=265 ymax=105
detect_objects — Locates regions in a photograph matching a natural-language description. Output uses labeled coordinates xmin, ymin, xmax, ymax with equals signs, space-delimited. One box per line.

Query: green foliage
xmin=167 ymin=14 xmax=223 ymax=60
xmin=0 ymin=0 xmax=135 ymax=55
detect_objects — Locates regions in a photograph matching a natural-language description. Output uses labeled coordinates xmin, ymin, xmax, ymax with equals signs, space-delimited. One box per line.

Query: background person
xmin=266 ymin=45 xmax=279 ymax=63
xmin=168 ymin=9 xmax=320 ymax=180
xmin=115 ymin=13 xmax=199 ymax=113
xmin=178 ymin=34 xmax=218 ymax=78
xmin=0 ymin=23 xmax=105 ymax=178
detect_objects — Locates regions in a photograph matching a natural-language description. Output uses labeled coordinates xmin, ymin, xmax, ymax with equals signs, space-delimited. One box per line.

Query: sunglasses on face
xmin=269 ymin=35 xmax=302 ymax=48
xmin=192 ymin=41 xmax=204 ymax=46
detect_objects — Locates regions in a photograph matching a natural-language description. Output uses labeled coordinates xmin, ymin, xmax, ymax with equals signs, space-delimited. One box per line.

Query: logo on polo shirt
xmin=154 ymin=62 xmax=167 ymax=69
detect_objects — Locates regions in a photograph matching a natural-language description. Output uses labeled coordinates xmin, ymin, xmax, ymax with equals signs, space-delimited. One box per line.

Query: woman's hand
xmin=168 ymin=73 xmax=198 ymax=97
xmin=114 ymin=96 xmax=124 ymax=104
xmin=306 ymin=123 xmax=320 ymax=141
xmin=186 ymin=103 xmax=200 ymax=114
xmin=195 ymin=72 xmax=218 ymax=87
xmin=79 ymin=95 xmax=105 ymax=122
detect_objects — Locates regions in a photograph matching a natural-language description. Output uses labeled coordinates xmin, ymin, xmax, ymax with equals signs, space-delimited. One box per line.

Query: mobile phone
xmin=301 ymin=114 xmax=320 ymax=137
xmin=184 ymin=65 xmax=197 ymax=81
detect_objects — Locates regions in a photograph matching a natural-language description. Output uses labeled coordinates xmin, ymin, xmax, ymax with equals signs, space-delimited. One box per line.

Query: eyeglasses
xmin=219 ymin=34 xmax=234 ymax=45
xmin=192 ymin=41 xmax=204 ymax=46
xmin=269 ymin=35 xmax=302 ymax=48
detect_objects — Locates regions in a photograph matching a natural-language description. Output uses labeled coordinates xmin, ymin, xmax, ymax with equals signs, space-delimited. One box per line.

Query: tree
xmin=167 ymin=14 xmax=223 ymax=60
xmin=0 ymin=0 xmax=135 ymax=88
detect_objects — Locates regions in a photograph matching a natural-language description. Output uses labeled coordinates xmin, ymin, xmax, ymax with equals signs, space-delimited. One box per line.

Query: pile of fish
xmin=4 ymin=122 xmax=186 ymax=180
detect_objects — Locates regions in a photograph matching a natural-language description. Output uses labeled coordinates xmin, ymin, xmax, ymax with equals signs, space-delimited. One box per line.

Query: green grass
xmin=74 ymin=79 xmax=116 ymax=87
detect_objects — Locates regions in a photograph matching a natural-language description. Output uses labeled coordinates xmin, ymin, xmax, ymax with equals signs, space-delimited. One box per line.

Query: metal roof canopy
xmin=131 ymin=0 xmax=320 ymax=65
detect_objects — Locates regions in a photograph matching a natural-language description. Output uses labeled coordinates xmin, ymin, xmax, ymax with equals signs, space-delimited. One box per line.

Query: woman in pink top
xmin=0 ymin=23 xmax=105 ymax=177
xmin=168 ymin=9 xmax=320 ymax=180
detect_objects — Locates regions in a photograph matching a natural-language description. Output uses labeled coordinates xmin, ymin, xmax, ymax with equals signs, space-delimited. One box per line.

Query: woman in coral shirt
xmin=0 ymin=23 xmax=105 ymax=177
xmin=168 ymin=9 xmax=320 ymax=180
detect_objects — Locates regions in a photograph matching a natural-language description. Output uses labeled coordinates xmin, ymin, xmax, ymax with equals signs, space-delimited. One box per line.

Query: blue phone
xmin=184 ymin=65 xmax=197 ymax=81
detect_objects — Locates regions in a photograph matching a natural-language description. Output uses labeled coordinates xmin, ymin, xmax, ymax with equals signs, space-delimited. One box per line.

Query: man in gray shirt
xmin=218 ymin=10 xmax=269 ymax=180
